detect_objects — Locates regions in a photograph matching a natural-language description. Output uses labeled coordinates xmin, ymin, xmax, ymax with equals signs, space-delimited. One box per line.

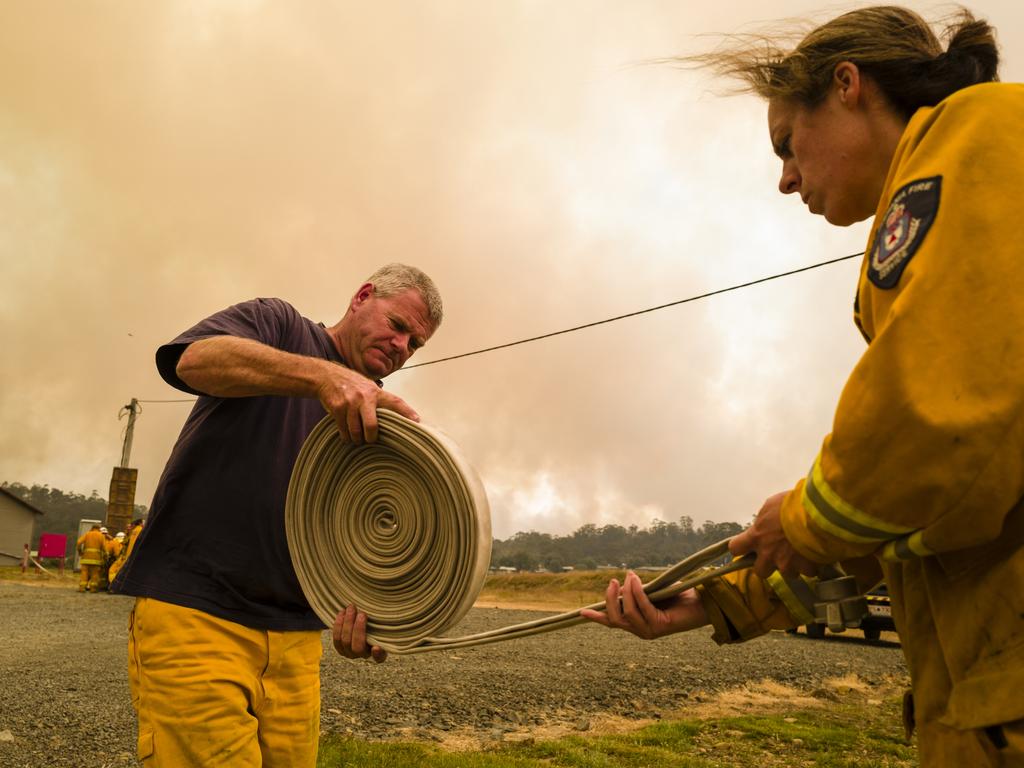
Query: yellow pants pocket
xmin=137 ymin=730 xmax=154 ymax=761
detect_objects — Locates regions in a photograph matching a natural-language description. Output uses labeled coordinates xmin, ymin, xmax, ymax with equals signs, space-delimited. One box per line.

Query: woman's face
xmin=767 ymin=83 xmax=886 ymax=227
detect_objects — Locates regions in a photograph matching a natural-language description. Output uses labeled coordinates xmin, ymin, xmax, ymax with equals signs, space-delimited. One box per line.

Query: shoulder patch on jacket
xmin=868 ymin=176 xmax=942 ymax=289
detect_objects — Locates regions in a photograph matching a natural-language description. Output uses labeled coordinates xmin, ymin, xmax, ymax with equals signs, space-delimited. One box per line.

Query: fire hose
xmin=285 ymin=411 xmax=867 ymax=655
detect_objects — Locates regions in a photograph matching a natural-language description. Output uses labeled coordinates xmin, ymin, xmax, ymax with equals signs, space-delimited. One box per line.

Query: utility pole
xmin=119 ymin=398 xmax=141 ymax=467
xmin=105 ymin=399 xmax=141 ymax=535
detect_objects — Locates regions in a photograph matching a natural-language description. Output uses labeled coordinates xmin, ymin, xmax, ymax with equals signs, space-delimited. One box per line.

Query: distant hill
xmin=1 ymin=482 xmax=148 ymax=558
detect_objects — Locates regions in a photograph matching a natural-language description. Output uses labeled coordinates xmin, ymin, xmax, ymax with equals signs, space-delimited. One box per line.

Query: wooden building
xmin=0 ymin=486 xmax=45 ymax=566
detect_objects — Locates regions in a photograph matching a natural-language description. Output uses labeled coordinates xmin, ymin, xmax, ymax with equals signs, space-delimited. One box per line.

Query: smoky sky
xmin=2 ymin=1 xmax=1021 ymax=538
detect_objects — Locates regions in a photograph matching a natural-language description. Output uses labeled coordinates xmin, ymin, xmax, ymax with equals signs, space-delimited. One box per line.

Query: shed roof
xmin=0 ymin=486 xmax=45 ymax=516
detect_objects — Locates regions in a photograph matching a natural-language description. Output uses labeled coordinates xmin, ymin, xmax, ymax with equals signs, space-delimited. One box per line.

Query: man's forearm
xmin=176 ymin=336 xmax=341 ymax=398
xmin=177 ymin=334 xmax=418 ymax=445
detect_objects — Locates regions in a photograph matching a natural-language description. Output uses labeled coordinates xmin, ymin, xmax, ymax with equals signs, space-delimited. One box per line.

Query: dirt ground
xmin=0 ymin=580 xmax=908 ymax=767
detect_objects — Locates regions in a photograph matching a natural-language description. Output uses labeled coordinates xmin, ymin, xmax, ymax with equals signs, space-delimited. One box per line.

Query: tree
xmin=489 ymin=516 xmax=746 ymax=570
xmin=541 ymin=554 xmax=564 ymax=573
xmin=509 ymin=551 xmax=539 ymax=573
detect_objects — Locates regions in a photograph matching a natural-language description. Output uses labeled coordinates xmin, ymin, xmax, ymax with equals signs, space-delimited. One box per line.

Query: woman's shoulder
xmin=937 ymin=81 xmax=1024 ymax=115
xmin=904 ymin=82 xmax=1023 ymax=149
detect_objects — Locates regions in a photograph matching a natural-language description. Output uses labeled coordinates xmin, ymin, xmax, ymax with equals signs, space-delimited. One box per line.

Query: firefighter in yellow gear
xmin=108 ymin=521 xmax=142 ymax=585
xmin=95 ymin=527 xmax=114 ymax=591
xmin=108 ymin=531 xmax=125 ymax=561
xmin=583 ymin=8 xmax=1023 ymax=767
xmin=77 ymin=525 xmax=106 ymax=593
xmin=102 ymin=531 xmax=125 ymax=588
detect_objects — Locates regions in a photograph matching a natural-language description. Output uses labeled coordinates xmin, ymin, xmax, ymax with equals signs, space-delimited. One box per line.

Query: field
xmin=0 ymin=568 xmax=914 ymax=767
xmin=476 ymin=569 xmax=635 ymax=610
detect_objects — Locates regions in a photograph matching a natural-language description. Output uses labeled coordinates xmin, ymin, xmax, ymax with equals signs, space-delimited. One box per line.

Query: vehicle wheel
xmin=863 ymin=627 xmax=881 ymax=641
xmin=805 ymin=623 xmax=826 ymax=639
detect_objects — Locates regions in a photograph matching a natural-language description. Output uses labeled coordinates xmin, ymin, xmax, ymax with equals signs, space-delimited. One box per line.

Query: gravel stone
xmin=0 ymin=582 xmax=907 ymax=767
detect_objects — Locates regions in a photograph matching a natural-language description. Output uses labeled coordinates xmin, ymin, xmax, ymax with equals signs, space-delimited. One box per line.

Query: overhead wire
xmin=401 ymin=251 xmax=863 ymax=370
xmin=137 ymin=251 xmax=863 ymax=398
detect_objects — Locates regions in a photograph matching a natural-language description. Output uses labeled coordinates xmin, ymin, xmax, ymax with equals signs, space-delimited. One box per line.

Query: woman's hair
xmin=694 ymin=6 xmax=999 ymax=118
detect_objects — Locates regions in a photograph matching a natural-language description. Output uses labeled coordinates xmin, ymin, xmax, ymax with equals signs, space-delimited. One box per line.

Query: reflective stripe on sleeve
xmin=803 ymin=456 xmax=914 ymax=544
xmin=765 ymin=572 xmax=816 ymax=625
xmin=880 ymin=530 xmax=934 ymax=561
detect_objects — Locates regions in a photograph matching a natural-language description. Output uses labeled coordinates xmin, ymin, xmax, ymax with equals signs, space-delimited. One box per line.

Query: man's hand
xmin=332 ymin=605 xmax=387 ymax=663
xmin=316 ymin=363 xmax=419 ymax=445
xmin=729 ymin=491 xmax=819 ymax=579
xmin=580 ymin=571 xmax=708 ymax=639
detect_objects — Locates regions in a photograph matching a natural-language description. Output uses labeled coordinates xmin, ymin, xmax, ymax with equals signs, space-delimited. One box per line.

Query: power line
xmin=137 ymin=398 xmax=196 ymax=404
xmin=135 ymin=251 xmax=862 ymax=396
xmin=401 ymin=251 xmax=863 ymax=370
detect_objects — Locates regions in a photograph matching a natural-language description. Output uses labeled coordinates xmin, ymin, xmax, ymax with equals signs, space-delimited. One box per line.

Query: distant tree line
xmin=3 ymin=481 xmax=741 ymax=572
xmin=490 ymin=517 xmax=745 ymax=572
xmin=2 ymin=482 xmax=148 ymax=558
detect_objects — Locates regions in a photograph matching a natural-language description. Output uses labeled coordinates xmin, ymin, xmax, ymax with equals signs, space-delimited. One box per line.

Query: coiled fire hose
xmin=285 ymin=411 xmax=758 ymax=655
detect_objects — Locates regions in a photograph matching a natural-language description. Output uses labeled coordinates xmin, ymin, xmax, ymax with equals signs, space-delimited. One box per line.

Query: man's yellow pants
xmin=128 ymin=597 xmax=322 ymax=767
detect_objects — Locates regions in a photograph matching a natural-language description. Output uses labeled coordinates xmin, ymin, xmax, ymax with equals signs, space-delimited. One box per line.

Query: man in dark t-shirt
xmin=113 ymin=263 xmax=442 ymax=767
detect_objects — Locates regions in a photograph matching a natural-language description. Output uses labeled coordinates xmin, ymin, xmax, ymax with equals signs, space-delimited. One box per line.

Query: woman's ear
xmin=833 ymin=61 xmax=862 ymax=108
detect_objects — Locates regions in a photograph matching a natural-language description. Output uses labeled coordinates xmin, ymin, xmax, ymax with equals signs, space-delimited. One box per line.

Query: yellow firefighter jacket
xmin=698 ymin=82 xmax=1024 ymax=731
xmin=107 ymin=524 xmax=142 ymax=584
xmin=77 ymin=529 xmax=106 ymax=567
xmin=105 ymin=537 xmax=123 ymax=562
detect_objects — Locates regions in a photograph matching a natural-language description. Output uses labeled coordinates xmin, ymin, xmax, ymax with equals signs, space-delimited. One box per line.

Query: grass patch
xmin=0 ymin=565 xmax=77 ymax=587
xmin=477 ymin=570 xmax=629 ymax=609
xmin=318 ymin=696 xmax=915 ymax=768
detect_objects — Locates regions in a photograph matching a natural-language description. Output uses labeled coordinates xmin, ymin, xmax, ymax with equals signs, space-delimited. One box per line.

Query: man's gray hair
xmin=365 ymin=263 xmax=443 ymax=328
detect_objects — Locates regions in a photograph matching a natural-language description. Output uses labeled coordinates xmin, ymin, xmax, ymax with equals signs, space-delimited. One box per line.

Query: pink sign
xmin=38 ymin=533 xmax=68 ymax=559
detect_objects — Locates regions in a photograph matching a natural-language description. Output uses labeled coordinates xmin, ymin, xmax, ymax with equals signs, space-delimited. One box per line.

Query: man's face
xmin=345 ymin=286 xmax=435 ymax=378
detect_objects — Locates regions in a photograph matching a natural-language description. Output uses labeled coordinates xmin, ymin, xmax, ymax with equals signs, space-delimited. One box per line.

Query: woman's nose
xmin=778 ymin=161 xmax=800 ymax=195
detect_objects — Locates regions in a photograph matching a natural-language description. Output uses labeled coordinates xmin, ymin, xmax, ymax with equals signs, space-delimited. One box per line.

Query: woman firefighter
xmin=583 ymin=7 xmax=1024 ymax=765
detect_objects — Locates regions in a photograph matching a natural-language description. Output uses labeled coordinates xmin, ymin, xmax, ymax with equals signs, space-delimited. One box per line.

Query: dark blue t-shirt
xmin=113 ymin=298 xmax=346 ymax=631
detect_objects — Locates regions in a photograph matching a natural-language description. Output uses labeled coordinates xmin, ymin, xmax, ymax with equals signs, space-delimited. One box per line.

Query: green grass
xmin=0 ymin=565 xmax=77 ymax=586
xmin=485 ymin=570 xmax=630 ymax=593
xmin=477 ymin=570 xmax=630 ymax=609
xmin=317 ymin=698 xmax=916 ymax=768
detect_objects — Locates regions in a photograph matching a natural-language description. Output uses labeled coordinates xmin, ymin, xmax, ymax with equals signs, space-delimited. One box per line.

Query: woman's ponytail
xmin=938 ymin=15 xmax=999 ymax=87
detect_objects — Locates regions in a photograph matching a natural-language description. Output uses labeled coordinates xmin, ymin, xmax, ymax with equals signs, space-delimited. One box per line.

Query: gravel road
xmin=0 ymin=581 xmax=907 ymax=767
